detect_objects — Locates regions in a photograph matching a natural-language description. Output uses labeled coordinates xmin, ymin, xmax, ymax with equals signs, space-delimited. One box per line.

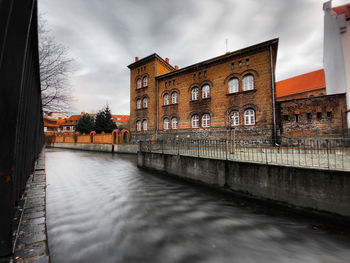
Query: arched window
xmin=136 ymin=99 xmax=141 ymax=109
xmin=143 ymin=76 xmax=148 ymax=87
xmin=136 ymin=121 xmax=141 ymax=131
xmin=137 ymin=79 xmax=141 ymax=89
xmin=164 ymin=93 xmax=169 ymax=105
xmin=143 ymin=97 xmax=148 ymax=108
xmin=243 ymin=75 xmax=254 ymax=91
xmin=172 ymin=91 xmax=178 ymax=104
xmin=163 ymin=118 xmax=169 ymax=130
xmin=191 ymin=87 xmax=199 ymax=101
xmin=191 ymin=115 xmax=199 ymax=128
xmin=202 ymin=85 xmax=210 ymax=98
xmin=171 ymin=117 xmax=178 ymax=129
xmin=230 ymin=111 xmax=239 ymax=126
xmin=142 ymin=119 xmax=148 ymax=131
xmin=228 ymin=78 xmax=239 ymax=93
xmin=202 ymin=113 xmax=210 ymax=127
xmin=244 ymin=109 xmax=255 ymax=125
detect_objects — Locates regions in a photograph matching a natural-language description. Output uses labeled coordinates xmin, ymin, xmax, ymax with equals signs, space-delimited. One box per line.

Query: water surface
xmin=46 ymin=149 xmax=350 ymax=263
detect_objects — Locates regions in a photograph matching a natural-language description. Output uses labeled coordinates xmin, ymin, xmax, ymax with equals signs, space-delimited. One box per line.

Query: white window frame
xmin=230 ymin=111 xmax=239 ymax=126
xmin=136 ymin=99 xmax=141 ymax=109
xmin=164 ymin=118 xmax=169 ymax=130
xmin=164 ymin=93 xmax=169 ymax=105
xmin=243 ymin=75 xmax=254 ymax=91
xmin=191 ymin=115 xmax=199 ymax=128
xmin=172 ymin=92 xmax=178 ymax=104
xmin=244 ymin=109 xmax=255 ymax=125
xmin=143 ymin=97 xmax=148 ymax=108
xmin=192 ymin=87 xmax=199 ymax=101
xmin=143 ymin=76 xmax=148 ymax=87
xmin=171 ymin=117 xmax=178 ymax=129
xmin=202 ymin=85 xmax=210 ymax=99
xmin=228 ymin=78 xmax=239 ymax=93
xmin=137 ymin=79 xmax=141 ymax=89
xmin=136 ymin=121 xmax=141 ymax=131
xmin=202 ymin=113 xmax=210 ymax=128
xmin=142 ymin=120 xmax=148 ymax=131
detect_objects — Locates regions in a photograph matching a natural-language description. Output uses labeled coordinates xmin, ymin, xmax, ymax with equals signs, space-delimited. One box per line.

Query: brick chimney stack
xmin=135 ymin=57 xmax=139 ymax=62
xmin=165 ymin=58 xmax=169 ymax=63
xmin=175 ymin=65 xmax=179 ymax=70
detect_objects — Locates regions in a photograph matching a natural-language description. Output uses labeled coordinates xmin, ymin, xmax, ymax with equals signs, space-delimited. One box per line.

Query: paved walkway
xmin=12 ymin=150 xmax=49 ymax=263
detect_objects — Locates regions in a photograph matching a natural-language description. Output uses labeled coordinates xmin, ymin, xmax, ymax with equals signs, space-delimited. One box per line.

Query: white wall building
xmin=323 ymin=1 xmax=350 ymax=132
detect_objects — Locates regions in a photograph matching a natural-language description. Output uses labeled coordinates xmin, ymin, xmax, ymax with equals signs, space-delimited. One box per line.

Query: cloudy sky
xmin=38 ymin=0 xmax=349 ymax=115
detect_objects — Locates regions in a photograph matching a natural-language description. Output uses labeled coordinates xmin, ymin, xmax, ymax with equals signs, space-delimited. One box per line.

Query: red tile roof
xmin=112 ymin=115 xmax=130 ymax=122
xmin=332 ymin=3 xmax=350 ymax=19
xmin=276 ymin=69 xmax=326 ymax=98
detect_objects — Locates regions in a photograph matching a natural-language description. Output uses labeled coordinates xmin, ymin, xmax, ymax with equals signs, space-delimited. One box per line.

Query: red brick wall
xmin=157 ymin=49 xmax=276 ymax=138
xmin=279 ymin=94 xmax=347 ymax=138
xmin=277 ymin=88 xmax=326 ymax=102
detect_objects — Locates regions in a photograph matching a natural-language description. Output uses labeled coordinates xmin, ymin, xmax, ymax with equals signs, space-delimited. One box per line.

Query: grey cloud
xmin=39 ymin=0 xmax=326 ymax=114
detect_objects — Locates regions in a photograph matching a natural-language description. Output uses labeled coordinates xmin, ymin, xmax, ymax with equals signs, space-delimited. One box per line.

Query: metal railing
xmin=0 ymin=0 xmax=44 ymax=257
xmin=140 ymin=138 xmax=350 ymax=171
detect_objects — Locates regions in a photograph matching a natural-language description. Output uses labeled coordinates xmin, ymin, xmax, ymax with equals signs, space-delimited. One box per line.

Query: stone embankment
xmin=48 ymin=143 xmax=138 ymax=154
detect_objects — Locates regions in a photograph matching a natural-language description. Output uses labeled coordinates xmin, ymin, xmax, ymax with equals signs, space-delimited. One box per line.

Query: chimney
xmin=165 ymin=57 xmax=169 ymax=64
xmin=175 ymin=65 xmax=179 ymax=70
xmin=135 ymin=57 xmax=139 ymax=62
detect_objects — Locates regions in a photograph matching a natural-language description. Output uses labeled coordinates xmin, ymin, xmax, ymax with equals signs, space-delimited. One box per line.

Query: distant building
xmin=323 ymin=1 xmax=350 ymax=132
xmin=112 ymin=115 xmax=130 ymax=129
xmin=276 ymin=70 xmax=347 ymax=138
xmin=276 ymin=69 xmax=326 ymax=101
xmin=44 ymin=111 xmax=69 ymax=119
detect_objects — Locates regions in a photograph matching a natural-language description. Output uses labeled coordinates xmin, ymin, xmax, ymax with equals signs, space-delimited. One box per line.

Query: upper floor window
xmin=143 ymin=97 xmax=148 ymax=108
xmin=171 ymin=117 xmax=178 ymax=129
xmin=202 ymin=114 xmax=210 ymax=127
xmin=230 ymin=111 xmax=239 ymax=126
xmin=136 ymin=121 xmax=141 ymax=131
xmin=136 ymin=99 xmax=141 ymax=109
xmin=137 ymin=79 xmax=141 ymax=89
xmin=202 ymin=85 xmax=210 ymax=99
xmin=191 ymin=115 xmax=199 ymax=128
xmin=164 ymin=93 xmax=169 ymax=105
xmin=164 ymin=118 xmax=169 ymax=130
xmin=143 ymin=76 xmax=148 ymax=87
xmin=172 ymin=91 xmax=178 ymax=104
xmin=244 ymin=109 xmax=255 ymax=125
xmin=228 ymin=78 xmax=239 ymax=93
xmin=192 ymin=87 xmax=199 ymax=101
xmin=142 ymin=119 xmax=148 ymax=131
xmin=243 ymin=75 xmax=254 ymax=91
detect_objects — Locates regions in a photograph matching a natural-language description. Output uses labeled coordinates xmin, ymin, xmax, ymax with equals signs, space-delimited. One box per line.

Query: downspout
xmin=155 ymin=60 xmax=159 ymax=136
xmin=270 ymin=45 xmax=277 ymax=141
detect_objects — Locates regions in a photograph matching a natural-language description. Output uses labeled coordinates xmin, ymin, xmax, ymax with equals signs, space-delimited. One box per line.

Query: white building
xmin=323 ymin=1 xmax=350 ymax=132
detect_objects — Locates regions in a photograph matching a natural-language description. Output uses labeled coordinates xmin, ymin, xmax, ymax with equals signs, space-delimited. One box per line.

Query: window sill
xmin=136 ymin=86 xmax=148 ymax=91
xmin=162 ymin=103 xmax=178 ymax=107
xmin=136 ymin=108 xmax=148 ymax=111
xmin=226 ymin=89 xmax=256 ymax=96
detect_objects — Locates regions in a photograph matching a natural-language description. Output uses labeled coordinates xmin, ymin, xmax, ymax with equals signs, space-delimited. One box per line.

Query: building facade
xmin=128 ymin=39 xmax=279 ymax=142
xmin=323 ymin=1 xmax=350 ymax=132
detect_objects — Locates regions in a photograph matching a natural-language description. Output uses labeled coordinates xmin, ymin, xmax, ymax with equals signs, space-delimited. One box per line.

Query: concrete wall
xmin=49 ymin=143 xmax=138 ymax=154
xmin=138 ymin=152 xmax=350 ymax=218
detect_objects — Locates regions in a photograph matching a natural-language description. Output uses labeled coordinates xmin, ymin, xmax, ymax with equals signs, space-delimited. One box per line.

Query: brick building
xmin=128 ymin=39 xmax=279 ymax=142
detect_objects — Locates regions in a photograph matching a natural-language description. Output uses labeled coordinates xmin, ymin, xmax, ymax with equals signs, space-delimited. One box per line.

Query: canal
xmin=46 ymin=149 xmax=350 ymax=263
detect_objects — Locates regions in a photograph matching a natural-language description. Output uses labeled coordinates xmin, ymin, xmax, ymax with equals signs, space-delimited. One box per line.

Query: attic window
xmin=231 ymin=62 xmax=234 ymax=70
xmin=317 ymin=112 xmax=322 ymax=120
xmin=246 ymin=58 xmax=250 ymax=66
xmin=204 ymin=71 xmax=207 ymax=78
xmin=198 ymin=72 xmax=202 ymax=79
xmin=307 ymin=113 xmax=312 ymax=121
xmin=238 ymin=60 xmax=242 ymax=67
xmin=193 ymin=73 xmax=196 ymax=80
xmin=327 ymin=111 xmax=332 ymax=119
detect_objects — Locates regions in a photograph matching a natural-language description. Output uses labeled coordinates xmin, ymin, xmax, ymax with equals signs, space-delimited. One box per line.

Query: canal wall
xmin=138 ymin=152 xmax=350 ymax=218
xmin=48 ymin=143 xmax=138 ymax=154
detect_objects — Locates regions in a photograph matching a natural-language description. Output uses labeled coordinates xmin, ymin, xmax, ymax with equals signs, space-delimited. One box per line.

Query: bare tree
xmin=38 ymin=16 xmax=74 ymax=112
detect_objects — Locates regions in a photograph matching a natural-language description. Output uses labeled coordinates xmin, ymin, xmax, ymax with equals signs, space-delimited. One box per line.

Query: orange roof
xmin=112 ymin=115 xmax=130 ymax=122
xmin=276 ymin=69 xmax=326 ymax=98
xmin=66 ymin=115 xmax=81 ymax=121
xmin=332 ymin=3 xmax=350 ymax=19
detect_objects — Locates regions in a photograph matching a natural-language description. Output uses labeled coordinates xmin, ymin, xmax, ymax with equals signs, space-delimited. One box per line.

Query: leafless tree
xmin=38 ymin=16 xmax=74 ymax=112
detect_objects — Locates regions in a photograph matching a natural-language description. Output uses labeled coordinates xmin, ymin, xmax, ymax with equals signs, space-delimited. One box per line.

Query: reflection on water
xmin=46 ymin=149 xmax=350 ymax=263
